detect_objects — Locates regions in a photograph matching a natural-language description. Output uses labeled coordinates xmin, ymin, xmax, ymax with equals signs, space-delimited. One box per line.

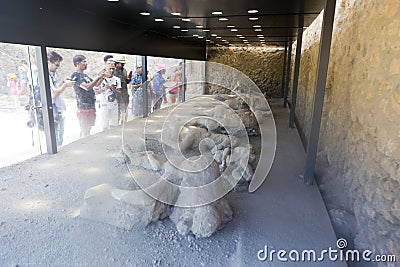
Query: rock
xmin=123 ymin=169 xmax=160 ymax=190
xmin=254 ymin=110 xmax=272 ymax=124
xmin=123 ymin=147 xmax=165 ymax=171
xmin=190 ymin=118 xmax=220 ymax=131
xmin=170 ymin=197 xmax=232 ymax=238
xmin=246 ymin=95 xmax=270 ymax=111
xmin=79 ymin=180 xmax=179 ymax=230
xmin=328 ymin=208 xmax=357 ymax=241
xmin=233 ymin=164 xmax=254 ymax=183
xmin=191 ymin=205 xmax=221 ymax=237
xmin=224 ymin=98 xmax=241 ymax=110
xmin=179 ymin=127 xmax=210 ymax=152
xmin=169 ymin=156 xmax=233 ymax=237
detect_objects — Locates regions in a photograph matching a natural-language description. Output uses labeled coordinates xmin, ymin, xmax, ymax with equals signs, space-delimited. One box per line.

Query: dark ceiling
xmin=0 ymin=0 xmax=325 ymax=60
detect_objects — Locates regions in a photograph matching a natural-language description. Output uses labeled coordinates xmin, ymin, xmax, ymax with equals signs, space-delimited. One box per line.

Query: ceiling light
xmin=254 ymin=29 xmax=262 ymax=32
xmin=227 ymin=25 xmax=235 ymax=28
xmin=239 ymin=36 xmax=245 ymax=39
xmin=230 ymin=29 xmax=238 ymax=32
xmin=198 ymin=36 xmax=204 ymax=39
xmin=181 ymin=29 xmax=189 ymax=32
xmin=196 ymin=25 xmax=204 ymax=28
xmin=182 ymin=18 xmax=191 ymax=22
xmin=219 ymin=18 xmax=229 ymax=21
xmin=206 ymin=39 xmax=211 ymax=42
xmin=212 ymin=11 xmax=223 ymax=15
xmin=211 ymin=34 xmax=218 ymax=37
xmin=193 ymin=34 xmax=199 ymax=37
xmin=108 ymin=0 xmax=119 ymax=2
xmin=173 ymin=25 xmax=181 ymax=29
xmin=249 ymin=17 xmax=259 ymax=21
xmin=154 ymin=18 xmax=164 ymax=22
xmin=258 ymin=36 xmax=265 ymax=39
xmin=257 ymin=34 xmax=264 ymax=37
xmin=253 ymin=25 xmax=261 ymax=28
xmin=216 ymin=36 xmax=222 ymax=39
xmin=248 ymin=9 xmax=259 ymax=14
xmin=140 ymin=12 xmax=151 ymax=16
xmin=202 ymin=29 xmax=210 ymax=32
xmin=222 ymin=39 xmax=227 ymax=42
xmin=171 ymin=12 xmax=181 ymax=16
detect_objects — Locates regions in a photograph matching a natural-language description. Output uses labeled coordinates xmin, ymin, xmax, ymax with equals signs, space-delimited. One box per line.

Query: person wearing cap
xmin=113 ymin=55 xmax=130 ymax=124
xmin=152 ymin=65 xmax=167 ymax=111
xmin=71 ymin=55 xmax=106 ymax=137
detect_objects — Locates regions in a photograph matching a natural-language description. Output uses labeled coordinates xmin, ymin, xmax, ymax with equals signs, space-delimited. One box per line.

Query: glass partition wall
xmin=0 ymin=42 xmax=209 ymax=168
xmin=0 ymin=43 xmax=44 ymax=168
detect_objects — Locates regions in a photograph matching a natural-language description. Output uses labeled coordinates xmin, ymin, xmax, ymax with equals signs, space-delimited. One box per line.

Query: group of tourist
xmin=13 ymin=51 xmax=183 ymax=147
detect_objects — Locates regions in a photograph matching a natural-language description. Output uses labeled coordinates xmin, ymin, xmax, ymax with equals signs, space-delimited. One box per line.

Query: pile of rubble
xmin=79 ymin=94 xmax=272 ymax=238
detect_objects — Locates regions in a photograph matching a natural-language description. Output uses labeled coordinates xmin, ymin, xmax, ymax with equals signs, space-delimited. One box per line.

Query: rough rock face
xmin=79 ymin=182 xmax=178 ymax=230
xmin=207 ymin=46 xmax=284 ymax=97
xmin=170 ymin=199 xmax=233 ymax=238
xmin=288 ymin=0 xmax=400 ymax=257
xmin=168 ymin=157 xmax=233 ymax=238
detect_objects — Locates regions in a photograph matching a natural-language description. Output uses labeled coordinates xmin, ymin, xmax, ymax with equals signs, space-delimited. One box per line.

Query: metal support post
xmin=281 ymin=42 xmax=288 ymax=98
xmin=35 ymin=46 xmax=57 ymax=154
xmin=289 ymin=15 xmax=305 ymax=128
xmin=181 ymin=59 xmax=186 ymax=103
xmin=283 ymin=41 xmax=292 ymax=108
xmin=141 ymin=55 xmax=148 ymax=118
xmin=303 ymin=0 xmax=337 ymax=185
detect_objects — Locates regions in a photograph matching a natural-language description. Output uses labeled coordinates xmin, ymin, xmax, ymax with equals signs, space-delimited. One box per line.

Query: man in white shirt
xmin=94 ymin=62 xmax=121 ymax=131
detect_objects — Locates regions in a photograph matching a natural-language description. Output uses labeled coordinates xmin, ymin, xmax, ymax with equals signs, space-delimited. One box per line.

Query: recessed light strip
xmin=248 ymin=9 xmax=259 ymax=14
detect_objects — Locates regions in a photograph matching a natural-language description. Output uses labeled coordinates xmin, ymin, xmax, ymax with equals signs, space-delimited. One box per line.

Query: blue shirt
xmin=130 ymin=72 xmax=142 ymax=85
xmin=152 ymin=72 xmax=165 ymax=94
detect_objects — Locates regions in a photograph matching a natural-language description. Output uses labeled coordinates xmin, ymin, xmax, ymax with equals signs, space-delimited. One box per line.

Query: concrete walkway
xmin=0 ymin=98 xmax=345 ymax=266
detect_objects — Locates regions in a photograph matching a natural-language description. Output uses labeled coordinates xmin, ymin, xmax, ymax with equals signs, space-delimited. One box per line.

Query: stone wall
xmin=291 ymin=0 xmax=400 ymax=260
xmin=207 ymin=47 xmax=284 ymax=97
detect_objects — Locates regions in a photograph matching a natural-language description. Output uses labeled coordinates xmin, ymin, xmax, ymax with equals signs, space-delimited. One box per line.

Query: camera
xmin=108 ymin=92 xmax=116 ymax=102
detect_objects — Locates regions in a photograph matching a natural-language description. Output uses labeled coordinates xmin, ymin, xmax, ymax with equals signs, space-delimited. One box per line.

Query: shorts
xmin=169 ymin=86 xmax=178 ymax=94
xmin=77 ymin=108 xmax=96 ymax=128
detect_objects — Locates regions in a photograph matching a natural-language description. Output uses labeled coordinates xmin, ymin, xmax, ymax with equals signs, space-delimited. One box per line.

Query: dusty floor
xmin=0 ymin=98 xmax=343 ymax=266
